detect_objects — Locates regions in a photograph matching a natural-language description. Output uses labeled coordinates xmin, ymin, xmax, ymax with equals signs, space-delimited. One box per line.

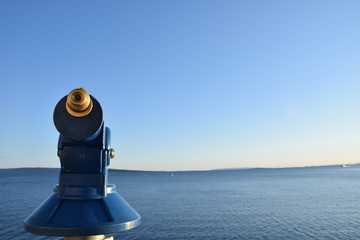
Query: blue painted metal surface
xmin=24 ymin=90 xmax=141 ymax=237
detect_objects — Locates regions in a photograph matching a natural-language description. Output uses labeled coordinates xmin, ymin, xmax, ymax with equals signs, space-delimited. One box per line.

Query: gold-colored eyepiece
xmin=66 ymin=88 xmax=93 ymax=117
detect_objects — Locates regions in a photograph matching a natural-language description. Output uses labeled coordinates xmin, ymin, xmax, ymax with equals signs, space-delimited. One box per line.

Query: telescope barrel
xmin=66 ymin=88 xmax=93 ymax=117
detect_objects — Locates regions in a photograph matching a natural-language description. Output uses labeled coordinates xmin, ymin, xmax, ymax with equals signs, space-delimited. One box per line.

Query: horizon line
xmin=0 ymin=163 xmax=357 ymax=172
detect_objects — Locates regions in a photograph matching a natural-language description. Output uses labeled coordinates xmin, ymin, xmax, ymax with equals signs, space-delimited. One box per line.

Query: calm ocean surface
xmin=1 ymin=166 xmax=360 ymax=239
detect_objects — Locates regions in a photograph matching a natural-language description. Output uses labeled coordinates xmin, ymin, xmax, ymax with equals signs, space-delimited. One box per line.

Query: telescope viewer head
xmin=54 ymin=87 xmax=103 ymax=142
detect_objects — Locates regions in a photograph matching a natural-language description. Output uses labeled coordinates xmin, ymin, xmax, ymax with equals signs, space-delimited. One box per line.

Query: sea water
xmin=1 ymin=166 xmax=360 ymax=240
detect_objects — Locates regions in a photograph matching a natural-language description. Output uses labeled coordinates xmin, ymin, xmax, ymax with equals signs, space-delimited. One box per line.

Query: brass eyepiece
xmin=66 ymin=88 xmax=93 ymax=117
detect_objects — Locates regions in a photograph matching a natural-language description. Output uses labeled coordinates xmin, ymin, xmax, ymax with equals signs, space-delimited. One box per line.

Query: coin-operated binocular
xmin=24 ymin=88 xmax=141 ymax=240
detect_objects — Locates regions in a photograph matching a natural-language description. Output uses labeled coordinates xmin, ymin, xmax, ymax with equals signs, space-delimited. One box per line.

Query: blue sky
xmin=0 ymin=1 xmax=360 ymax=171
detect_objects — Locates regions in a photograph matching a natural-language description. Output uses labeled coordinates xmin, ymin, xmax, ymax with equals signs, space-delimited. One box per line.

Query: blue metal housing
xmin=24 ymin=94 xmax=141 ymax=237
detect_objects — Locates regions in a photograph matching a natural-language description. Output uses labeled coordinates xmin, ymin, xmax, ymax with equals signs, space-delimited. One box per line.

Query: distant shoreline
xmin=1 ymin=163 xmax=359 ymax=173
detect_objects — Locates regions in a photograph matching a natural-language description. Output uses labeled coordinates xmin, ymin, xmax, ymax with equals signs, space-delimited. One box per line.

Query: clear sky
xmin=0 ymin=1 xmax=359 ymax=171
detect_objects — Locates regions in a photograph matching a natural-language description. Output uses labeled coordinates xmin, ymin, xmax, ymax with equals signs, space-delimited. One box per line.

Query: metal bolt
xmin=110 ymin=149 xmax=115 ymax=159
